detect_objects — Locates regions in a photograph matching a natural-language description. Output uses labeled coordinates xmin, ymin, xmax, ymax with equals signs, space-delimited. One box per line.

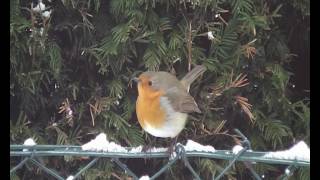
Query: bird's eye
xmin=148 ymin=81 xmax=152 ymax=86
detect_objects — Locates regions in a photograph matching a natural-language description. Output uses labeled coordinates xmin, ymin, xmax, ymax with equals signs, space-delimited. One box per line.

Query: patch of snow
xmin=32 ymin=2 xmax=46 ymax=12
xmin=169 ymin=151 xmax=177 ymax=160
xmin=66 ymin=175 xmax=74 ymax=180
xmin=24 ymin=138 xmax=36 ymax=146
xmin=81 ymin=133 xmax=127 ymax=152
xmin=184 ymin=140 xmax=215 ymax=152
xmin=107 ymin=142 xmax=127 ymax=153
xmin=150 ymin=147 xmax=167 ymax=152
xmin=39 ymin=27 xmax=44 ymax=36
xmin=139 ymin=175 xmax=150 ymax=180
xmin=129 ymin=146 xmax=143 ymax=153
xmin=285 ymin=168 xmax=290 ymax=175
xmin=23 ymin=138 xmax=36 ymax=152
xmin=128 ymin=146 xmax=167 ymax=153
xmin=232 ymin=145 xmax=244 ymax=154
xmin=208 ymin=31 xmax=215 ymax=40
xmin=82 ymin=136 xmax=218 ymax=155
xmin=82 ymin=133 xmax=109 ymax=151
xmin=42 ymin=10 xmax=52 ymax=18
xmin=263 ymin=141 xmax=310 ymax=162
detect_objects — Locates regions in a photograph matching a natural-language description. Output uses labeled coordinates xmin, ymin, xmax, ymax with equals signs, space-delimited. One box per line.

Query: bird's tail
xmin=180 ymin=65 xmax=206 ymax=91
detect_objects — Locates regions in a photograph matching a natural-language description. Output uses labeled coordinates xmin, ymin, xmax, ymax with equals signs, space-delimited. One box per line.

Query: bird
xmin=134 ymin=65 xmax=206 ymax=150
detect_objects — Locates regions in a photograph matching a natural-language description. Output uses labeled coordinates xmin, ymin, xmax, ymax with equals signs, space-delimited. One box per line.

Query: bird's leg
xmin=167 ymin=136 xmax=178 ymax=154
xmin=142 ymin=136 xmax=157 ymax=152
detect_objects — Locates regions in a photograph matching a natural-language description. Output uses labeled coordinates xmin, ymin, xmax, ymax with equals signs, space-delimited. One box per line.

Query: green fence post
xmin=10 ymin=157 xmax=29 ymax=175
xmin=29 ymin=158 xmax=64 ymax=180
xmin=112 ymin=158 xmax=139 ymax=179
xmin=72 ymin=157 xmax=100 ymax=179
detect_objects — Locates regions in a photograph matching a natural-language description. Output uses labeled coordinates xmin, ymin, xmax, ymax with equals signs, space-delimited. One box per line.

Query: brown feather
xmin=165 ymin=90 xmax=201 ymax=113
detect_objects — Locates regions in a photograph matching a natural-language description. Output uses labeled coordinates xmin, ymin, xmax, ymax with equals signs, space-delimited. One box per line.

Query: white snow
xmin=107 ymin=142 xmax=127 ymax=152
xmin=207 ymin=31 xmax=215 ymax=40
xmin=184 ymin=140 xmax=215 ymax=152
xmin=129 ymin=146 xmax=143 ymax=153
xmin=169 ymin=151 xmax=177 ymax=160
xmin=81 ymin=133 xmax=126 ymax=152
xmin=32 ymin=2 xmax=46 ymax=12
xmin=150 ymin=147 xmax=167 ymax=152
xmin=139 ymin=175 xmax=150 ymax=180
xmin=66 ymin=175 xmax=74 ymax=180
xmin=82 ymin=135 xmax=217 ymax=154
xmin=39 ymin=27 xmax=44 ymax=36
xmin=232 ymin=145 xmax=244 ymax=154
xmin=42 ymin=10 xmax=52 ymax=18
xmin=129 ymin=146 xmax=167 ymax=153
xmin=285 ymin=168 xmax=290 ymax=175
xmin=263 ymin=141 xmax=310 ymax=162
xmin=23 ymin=138 xmax=36 ymax=152
xmin=82 ymin=133 xmax=109 ymax=151
xmin=24 ymin=138 xmax=36 ymax=146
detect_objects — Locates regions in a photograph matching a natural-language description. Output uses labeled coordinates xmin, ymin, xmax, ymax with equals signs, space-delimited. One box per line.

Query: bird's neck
xmin=138 ymin=84 xmax=163 ymax=99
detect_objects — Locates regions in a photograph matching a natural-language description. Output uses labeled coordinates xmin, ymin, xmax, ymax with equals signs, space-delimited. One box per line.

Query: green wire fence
xmin=10 ymin=129 xmax=310 ymax=180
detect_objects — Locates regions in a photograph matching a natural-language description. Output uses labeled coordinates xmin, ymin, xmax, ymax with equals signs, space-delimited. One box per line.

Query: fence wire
xmin=10 ymin=129 xmax=309 ymax=180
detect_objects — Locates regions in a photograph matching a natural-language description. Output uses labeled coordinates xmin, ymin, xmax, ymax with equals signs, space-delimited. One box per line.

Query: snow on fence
xmin=10 ymin=129 xmax=309 ymax=180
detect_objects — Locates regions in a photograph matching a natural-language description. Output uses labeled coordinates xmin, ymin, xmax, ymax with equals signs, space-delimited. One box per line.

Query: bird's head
xmin=133 ymin=71 xmax=180 ymax=98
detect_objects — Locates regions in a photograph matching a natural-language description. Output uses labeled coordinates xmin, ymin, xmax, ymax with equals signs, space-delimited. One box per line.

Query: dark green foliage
xmin=10 ymin=0 xmax=309 ymax=179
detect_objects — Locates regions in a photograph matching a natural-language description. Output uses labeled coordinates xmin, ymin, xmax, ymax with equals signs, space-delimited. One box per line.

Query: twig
xmin=213 ymin=120 xmax=227 ymax=134
xmin=217 ymin=14 xmax=228 ymax=26
xmin=234 ymin=95 xmax=254 ymax=122
xmin=187 ymin=21 xmax=192 ymax=72
xmin=210 ymin=73 xmax=249 ymax=98
xmin=111 ymin=172 xmax=123 ymax=180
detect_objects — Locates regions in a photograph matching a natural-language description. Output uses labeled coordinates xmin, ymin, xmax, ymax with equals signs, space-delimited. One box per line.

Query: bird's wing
xmin=180 ymin=65 xmax=206 ymax=92
xmin=165 ymin=87 xmax=201 ymax=113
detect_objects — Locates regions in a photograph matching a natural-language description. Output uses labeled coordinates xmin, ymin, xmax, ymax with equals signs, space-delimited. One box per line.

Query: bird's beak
xmin=132 ymin=77 xmax=140 ymax=83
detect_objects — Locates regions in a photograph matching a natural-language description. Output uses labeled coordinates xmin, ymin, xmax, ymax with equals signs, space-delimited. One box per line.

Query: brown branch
xmin=218 ymin=14 xmax=228 ymax=26
xmin=227 ymin=73 xmax=250 ymax=89
xmin=111 ymin=172 xmax=123 ymax=180
xmin=209 ymin=73 xmax=249 ymax=99
xmin=234 ymin=95 xmax=254 ymax=122
xmin=213 ymin=120 xmax=227 ymax=134
xmin=187 ymin=21 xmax=192 ymax=71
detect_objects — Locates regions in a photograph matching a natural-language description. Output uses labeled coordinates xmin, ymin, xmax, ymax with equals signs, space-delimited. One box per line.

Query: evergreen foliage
xmin=10 ymin=0 xmax=309 ymax=179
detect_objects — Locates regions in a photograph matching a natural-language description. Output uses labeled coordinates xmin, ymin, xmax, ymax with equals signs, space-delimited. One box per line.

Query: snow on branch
xmin=263 ymin=141 xmax=310 ymax=162
xmin=139 ymin=175 xmax=150 ymax=180
xmin=81 ymin=133 xmax=127 ymax=152
xmin=81 ymin=133 xmax=215 ymax=153
xmin=184 ymin=140 xmax=215 ymax=152
xmin=23 ymin=138 xmax=36 ymax=152
xmin=22 ymin=135 xmax=309 ymax=163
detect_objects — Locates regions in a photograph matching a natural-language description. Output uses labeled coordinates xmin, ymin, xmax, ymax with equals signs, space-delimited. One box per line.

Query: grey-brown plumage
xmin=141 ymin=65 xmax=206 ymax=113
xmin=135 ymin=65 xmax=206 ymax=138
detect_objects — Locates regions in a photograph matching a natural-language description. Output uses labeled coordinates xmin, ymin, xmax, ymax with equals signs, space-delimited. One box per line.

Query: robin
xmin=133 ymin=65 xmax=206 ymax=148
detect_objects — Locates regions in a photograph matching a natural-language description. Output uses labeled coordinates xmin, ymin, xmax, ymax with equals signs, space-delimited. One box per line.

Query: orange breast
xmin=136 ymin=93 xmax=166 ymax=129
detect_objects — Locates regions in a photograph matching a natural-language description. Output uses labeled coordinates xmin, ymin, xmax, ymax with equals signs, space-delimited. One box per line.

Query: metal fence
xmin=10 ymin=129 xmax=309 ymax=180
